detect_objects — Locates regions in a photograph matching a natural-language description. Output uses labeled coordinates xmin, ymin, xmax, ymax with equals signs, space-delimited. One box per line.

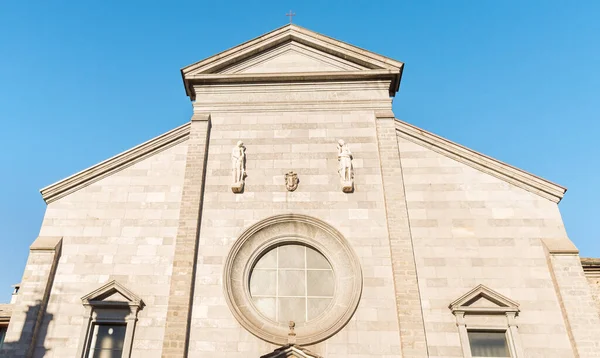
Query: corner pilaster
xmin=374 ymin=111 xmax=428 ymax=357
xmin=543 ymin=240 xmax=600 ymax=357
xmin=1 ymin=236 xmax=62 ymax=358
xmin=161 ymin=113 xmax=211 ymax=358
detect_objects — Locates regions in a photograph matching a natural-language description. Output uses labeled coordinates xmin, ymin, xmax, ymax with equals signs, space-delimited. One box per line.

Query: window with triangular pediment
xmin=260 ymin=344 xmax=322 ymax=358
xmin=449 ymin=285 xmax=524 ymax=358
xmin=75 ymin=280 xmax=144 ymax=358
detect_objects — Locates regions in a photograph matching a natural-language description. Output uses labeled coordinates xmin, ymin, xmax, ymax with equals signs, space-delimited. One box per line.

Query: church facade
xmin=1 ymin=24 xmax=599 ymax=358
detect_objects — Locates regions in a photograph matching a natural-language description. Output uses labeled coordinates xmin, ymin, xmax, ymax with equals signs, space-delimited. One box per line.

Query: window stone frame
xmin=449 ymin=285 xmax=524 ymax=358
xmin=223 ymin=214 xmax=363 ymax=345
xmin=76 ymin=280 xmax=144 ymax=358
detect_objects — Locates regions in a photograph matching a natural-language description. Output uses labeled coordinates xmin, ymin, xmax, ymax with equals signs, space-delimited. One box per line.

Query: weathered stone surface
xmin=397 ymin=134 xmax=598 ymax=357
xmin=582 ymin=258 xmax=600 ymax=317
xmin=15 ymin=142 xmax=188 ymax=358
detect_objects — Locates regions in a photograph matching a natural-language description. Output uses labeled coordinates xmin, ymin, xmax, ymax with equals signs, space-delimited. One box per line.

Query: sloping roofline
xmin=180 ymin=24 xmax=404 ymax=99
xmin=40 ymin=122 xmax=190 ymax=204
xmin=395 ymin=119 xmax=566 ymax=203
xmin=39 ymin=118 xmax=566 ymax=206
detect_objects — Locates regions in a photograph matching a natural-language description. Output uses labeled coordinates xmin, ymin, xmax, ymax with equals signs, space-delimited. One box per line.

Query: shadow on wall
xmin=0 ymin=301 xmax=53 ymax=358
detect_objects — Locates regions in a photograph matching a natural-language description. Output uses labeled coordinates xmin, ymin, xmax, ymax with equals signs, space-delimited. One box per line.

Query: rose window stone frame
xmin=223 ymin=214 xmax=363 ymax=345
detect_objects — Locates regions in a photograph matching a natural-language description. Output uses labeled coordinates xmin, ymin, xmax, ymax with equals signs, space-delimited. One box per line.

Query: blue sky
xmin=0 ymin=1 xmax=598 ymax=302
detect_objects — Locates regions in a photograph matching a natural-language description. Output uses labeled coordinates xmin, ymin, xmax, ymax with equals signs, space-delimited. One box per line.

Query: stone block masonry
xmin=162 ymin=114 xmax=211 ymax=358
xmin=375 ymin=111 xmax=429 ymax=357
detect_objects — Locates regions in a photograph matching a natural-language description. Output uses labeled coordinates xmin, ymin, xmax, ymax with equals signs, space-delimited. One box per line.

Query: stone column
xmin=374 ymin=110 xmax=428 ymax=357
xmin=161 ymin=114 xmax=211 ymax=358
xmin=1 ymin=236 xmax=62 ymax=358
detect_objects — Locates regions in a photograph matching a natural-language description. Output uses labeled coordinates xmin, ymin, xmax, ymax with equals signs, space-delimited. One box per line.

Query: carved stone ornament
xmin=285 ymin=171 xmax=299 ymax=191
xmin=287 ymin=321 xmax=296 ymax=344
xmin=231 ymin=141 xmax=246 ymax=193
xmin=337 ymin=139 xmax=354 ymax=193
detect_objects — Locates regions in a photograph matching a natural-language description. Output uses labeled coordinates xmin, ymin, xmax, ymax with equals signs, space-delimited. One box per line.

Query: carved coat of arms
xmin=285 ymin=171 xmax=299 ymax=192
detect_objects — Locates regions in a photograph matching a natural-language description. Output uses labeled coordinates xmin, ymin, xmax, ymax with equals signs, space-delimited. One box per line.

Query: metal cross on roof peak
xmin=285 ymin=10 xmax=296 ymax=24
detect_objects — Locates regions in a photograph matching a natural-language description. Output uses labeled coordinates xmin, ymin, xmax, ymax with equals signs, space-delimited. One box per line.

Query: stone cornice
xmin=0 ymin=304 xmax=12 ymax=321
xmin=81 ymin=280 xmax=144 ymax=309
xmin=192 ymin=81 xmax=392 ymax=113
xmin=582 ymin=257 xmax=600 ymax=278
xmin=40 ymin=122 xmax=191 ymax=204
xmin=260 ymin=344 xmax=322 ymax=358
xmin=395 ymin=119 xmax=567 ymax=203
xmin=181 ymin=24 xmax=404 ymax=99
xmin=192 ymin=99 xmax=393 ymax=113
xmin=449 ymin=284 xmax=520 ymax=314
xmin=223 ymin=214 xmax=362 ymax=346
xmin=186 ymin=69 xmax=399 ymax=84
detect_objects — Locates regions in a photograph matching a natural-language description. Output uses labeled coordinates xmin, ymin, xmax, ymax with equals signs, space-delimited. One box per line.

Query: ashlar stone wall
xmin=586 ymin=273 xmax=600 ymax=318
xmin=396 ymin=135 xmax=581 ymax=357
xmin=186 ymin=81 xmax=404 ymax=358
xmin=28 ymin=142 xmax=188 ymax=358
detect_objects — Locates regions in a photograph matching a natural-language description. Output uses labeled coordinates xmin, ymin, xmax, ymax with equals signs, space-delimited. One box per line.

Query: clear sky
xmin=0 ymin=1 xmax=598 ymax=303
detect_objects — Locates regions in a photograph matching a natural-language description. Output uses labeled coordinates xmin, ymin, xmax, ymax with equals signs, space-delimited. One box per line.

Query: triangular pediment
xmin=260 ymin=344 xmax=322 ymax=358
xmin=217 ymin=42 xmax=367 ymax=74
xmin=449 ymin=285 xmax=519 ymax=314
xmin=81 ymin=280 xmax=144 ymax=308
xmin=467 ymin=295 xmax=502 ymax=308
xmin=181 ymin=24 xmax=403 ymax=99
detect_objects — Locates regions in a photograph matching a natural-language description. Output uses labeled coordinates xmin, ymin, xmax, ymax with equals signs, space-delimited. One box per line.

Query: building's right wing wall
xmin=397 ymin=134 xmax=589 ymax=357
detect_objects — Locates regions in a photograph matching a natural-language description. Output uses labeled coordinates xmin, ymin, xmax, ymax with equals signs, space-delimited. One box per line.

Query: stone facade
xmin=2 ymin=24 xmax=599 ymax=358
xmin=583 ymin=258 xmax=600 ymax=317
xmin=396 ymin=133 xmax=594 ymax=357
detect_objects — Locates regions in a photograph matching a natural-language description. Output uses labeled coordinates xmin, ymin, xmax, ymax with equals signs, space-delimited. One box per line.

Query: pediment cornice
xmin=81 ymin=280 xmax=144 ymax=309
xmin=181 ymin=24 xmax=404 ymax=99
xmin=260 ymin=344 xmax=322 ymax=358
xmin=449 ymin=284 xmax=519 ymax=315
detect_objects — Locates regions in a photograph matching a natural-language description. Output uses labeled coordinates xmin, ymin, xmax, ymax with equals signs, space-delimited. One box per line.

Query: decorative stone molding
xmin=395 ymin=119 xmax=567 ymax=203
xmin=223 ymin=214 xmax=362 ymax=345
xmin=80 ymin=280 xmax=144 ymax=309
xmin=582 ymin=257 xmax=600 ymax=278
xmin=76 ymin=280 xmax=144 ymax=358
xmin=0 ymin=304 xmax=12 ymax=324
xmin=260 ymin=344 xmax=322 ymax=358
xmin=181 ymin=24 xmax=404 ymax=100
xmin=541 ymin=238 xmax=579 ymax=255
xmin=191 ymin=81 xmax=393 ymax=113
xmin=449 ymin=285 xmax=524 ymax=358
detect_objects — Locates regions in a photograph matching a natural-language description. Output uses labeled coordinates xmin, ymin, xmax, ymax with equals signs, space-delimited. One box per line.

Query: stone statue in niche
xmin=285 ymin=171 xmax=299 ymax=192
xmin=337 ymin=139 xmax=354 ymax=193
xmin=231 ymin=141 xmax=246 ymax=193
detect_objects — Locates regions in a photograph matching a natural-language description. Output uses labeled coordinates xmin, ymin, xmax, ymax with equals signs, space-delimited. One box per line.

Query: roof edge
xmin=40 ymin=122 xmax=191 ymax=204
xmin=395 ymin=119 xmax=567 ymax=203
xmin=181 ymin=24 xmax=403 ymax=75
xmin=582 ymin=257 xmax=600 ymax=278
xmin=181 ymin=24 xmax=292 ymax=75
xmin=181 ymin=24 xmax=404 ymax=99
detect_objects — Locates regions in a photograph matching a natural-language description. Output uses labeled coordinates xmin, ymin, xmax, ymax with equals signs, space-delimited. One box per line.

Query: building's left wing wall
xmin=4 ymin=139 xmax=188 ymax=358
